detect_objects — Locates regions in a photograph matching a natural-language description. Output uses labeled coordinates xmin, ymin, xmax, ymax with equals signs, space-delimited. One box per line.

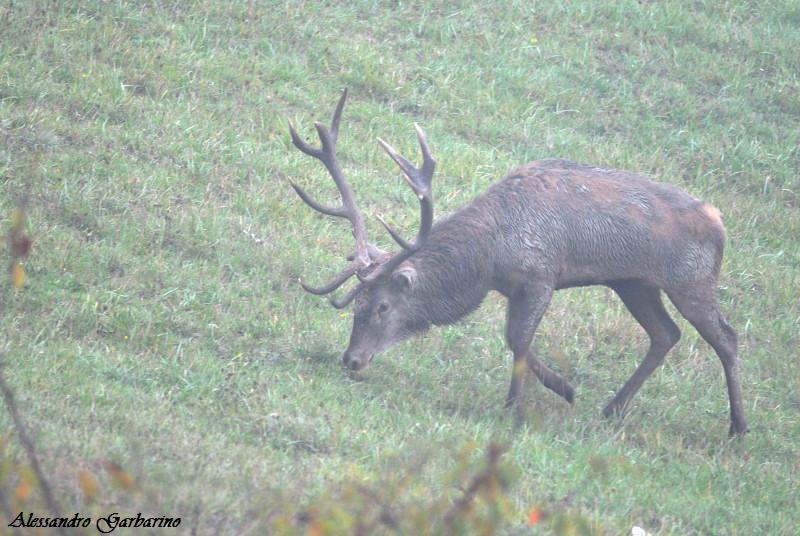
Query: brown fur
xmin=340 ymin=159 xmax=748 ymax=436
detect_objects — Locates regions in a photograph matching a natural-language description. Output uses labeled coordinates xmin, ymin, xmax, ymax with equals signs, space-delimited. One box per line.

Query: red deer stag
xmin=286 ymin=90 xmax=747 ymax=437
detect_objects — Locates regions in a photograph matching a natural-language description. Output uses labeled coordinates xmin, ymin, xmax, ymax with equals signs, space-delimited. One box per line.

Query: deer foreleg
xmin=504 ymin=284 xmax=574 ymax=413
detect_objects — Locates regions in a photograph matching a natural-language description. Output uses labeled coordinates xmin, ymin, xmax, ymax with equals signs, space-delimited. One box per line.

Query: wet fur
xmin=406 ymin=158 xmax=727 ymax=322
xmin=350 ymin=158 xmax=747 ymax=436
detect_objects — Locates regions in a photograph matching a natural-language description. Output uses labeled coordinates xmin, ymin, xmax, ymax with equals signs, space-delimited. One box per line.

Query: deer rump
xmin=287 ymin=90 xmax=747 ymax=437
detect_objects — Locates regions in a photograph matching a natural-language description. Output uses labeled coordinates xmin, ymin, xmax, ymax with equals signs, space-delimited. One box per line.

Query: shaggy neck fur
xmin=404 ymin=206 xmax=498 ymax=328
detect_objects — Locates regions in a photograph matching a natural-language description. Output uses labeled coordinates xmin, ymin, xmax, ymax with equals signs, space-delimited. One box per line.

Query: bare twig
xmin=0 ymin=363 xmax=66 ymax=535
xmin=0 ymin=487 xmax=21 ymax=536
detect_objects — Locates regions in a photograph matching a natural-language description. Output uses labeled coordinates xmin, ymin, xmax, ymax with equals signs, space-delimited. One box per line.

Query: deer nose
xmin=342 ymin=352 xmax=367 ymax=371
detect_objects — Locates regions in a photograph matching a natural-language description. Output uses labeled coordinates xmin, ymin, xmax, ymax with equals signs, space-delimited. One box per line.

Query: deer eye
xmin=377 ymin=302 xmax=390 ymax=316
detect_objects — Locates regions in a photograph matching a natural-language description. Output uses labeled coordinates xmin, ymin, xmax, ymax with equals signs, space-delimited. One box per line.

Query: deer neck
xmin=405 ymin=228 xmax=494 ymax=327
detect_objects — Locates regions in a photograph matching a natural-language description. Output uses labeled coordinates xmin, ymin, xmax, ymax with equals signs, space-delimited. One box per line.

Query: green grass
xmin=1 ymin=0 xmax=799 ymax=533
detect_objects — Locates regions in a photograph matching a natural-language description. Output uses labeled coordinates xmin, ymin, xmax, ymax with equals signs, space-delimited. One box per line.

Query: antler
xmin=287 ymin=91 xmax=438 ymax=309
xmin=353 ymin=124 xmax=437 ymax=286
xmin=287 ymin=89 xmax=372 ymax=299
xmin=314 ymin=123 xmax=438 ymax=307
xmin=375 ymin=124 xmax=435 ymax=253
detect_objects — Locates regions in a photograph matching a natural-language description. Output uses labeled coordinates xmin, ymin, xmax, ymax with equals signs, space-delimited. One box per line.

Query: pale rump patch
xmin=702 ymin=204 xmax=723 ymax=227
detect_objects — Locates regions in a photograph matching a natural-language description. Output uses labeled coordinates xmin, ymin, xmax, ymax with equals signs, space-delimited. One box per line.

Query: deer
xmin=286 ymin=89 xmax=748 ymax=437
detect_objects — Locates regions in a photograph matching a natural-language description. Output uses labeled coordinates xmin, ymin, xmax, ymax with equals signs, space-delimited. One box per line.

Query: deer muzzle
xmin=342 ymin=350 xmax=373 ymax=371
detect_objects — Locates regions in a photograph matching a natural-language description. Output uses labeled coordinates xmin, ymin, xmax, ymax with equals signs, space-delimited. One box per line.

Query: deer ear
xmin=391 ymin=263 xmax=417 ymax=290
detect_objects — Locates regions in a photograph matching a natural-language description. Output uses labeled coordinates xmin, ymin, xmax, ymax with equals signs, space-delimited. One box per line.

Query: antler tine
xmin=376 ymin=215 xmax=414 ymax=251
xmin=288 ymin=89 xmax=347 ymax=157
xmin=288 ymin=89 xmax=374 ymax=300
xmin=288 ymin=120 xmax=323 ymax=160
xmin=376 ymin=138 xmax=419 ymax=194
xmin=376 ymin=124 xmax=437 ymax=252
xmin=376 ymin=125 xmax=435 ymax=195
xmin=329 ymin=87 xmax=347 ymax=144
xmin=413 ymin=123 xmax=436 ymax=189
xmin=329 ymin=283 xmax=364 ymax=309
xmin=287 ymin=179 xmax=348 ymax=219
xmin=300 ymin=264 xmax=358 ymax=295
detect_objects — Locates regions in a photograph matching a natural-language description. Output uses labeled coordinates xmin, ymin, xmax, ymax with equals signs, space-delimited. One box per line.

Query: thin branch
xmin=0 ymin=363 xmax=66 ymax=535
xmin=0 ymin=487 xmax=21 ymax=536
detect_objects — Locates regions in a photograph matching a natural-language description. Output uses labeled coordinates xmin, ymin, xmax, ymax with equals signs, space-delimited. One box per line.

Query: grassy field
xmin=1 ymin=0 xmax=799 ymax=534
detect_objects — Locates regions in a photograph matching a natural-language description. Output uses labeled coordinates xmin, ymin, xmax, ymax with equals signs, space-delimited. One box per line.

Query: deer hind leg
xmin=666 ymin=287 xmax=748 ymax=436
xmin=504 ymin=283 xmax=574 ymax=412
xmin=604 ymin=281 xmax=681 ymax=419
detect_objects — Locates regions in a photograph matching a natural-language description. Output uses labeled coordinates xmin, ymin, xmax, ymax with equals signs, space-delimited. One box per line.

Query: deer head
xmin=287 ymin=89 xmax=436 ymax=370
